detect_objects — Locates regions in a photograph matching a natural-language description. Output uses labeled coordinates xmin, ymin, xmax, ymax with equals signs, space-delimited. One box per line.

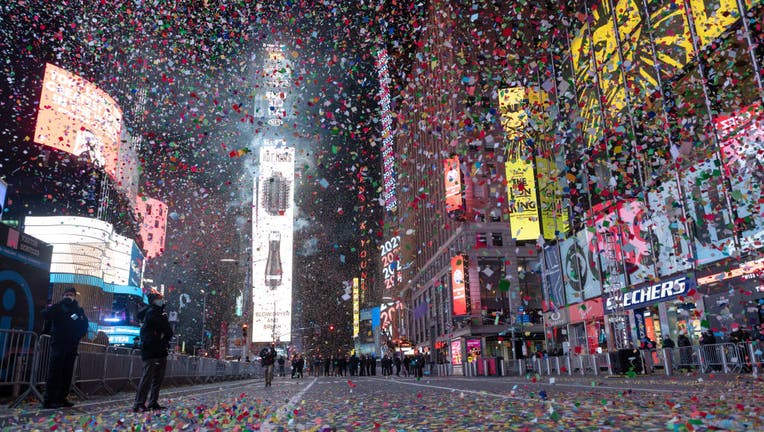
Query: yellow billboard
xmin=569 ymin=0 xmax=751 ymax=150
xmin=352 ymin=277 xmax=360 ymax=338
xmin=536 ymin=157 xmax=570 ymax=239
xmin=505 ymin=157 xmax=540 ymax=241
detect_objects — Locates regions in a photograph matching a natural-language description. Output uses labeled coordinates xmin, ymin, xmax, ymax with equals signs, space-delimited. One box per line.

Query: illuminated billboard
xmin=253 ymin=45 xmax=293 ymax=126
xmin=451 ymin=255 xmax=468 ymax=316
xmin=569 ymin=0 xmax=753 ymax=149
xmin=23 ymin=216 xmax=142 ymax=288
xmin=505 ymin=157 xmax=540 ymax=241
xmin=375 ymin=45 xmax=397 ymax=213
xmin=380 ymin=235 xmax=400 ymax=292
xmin=536 ymin=157 xmax=569 ymax=239
xmin=34 ymin=63 xmax=123 ymax=179
xmin=251 ymin=144 xmax=295 ymax=343
xmin=353 ymin=277 xmax=360 ymax=338
xmin=135 ymin=196 xmax=168 ymax=259
xmin=444 ymin=156 xmax=463 ymax=214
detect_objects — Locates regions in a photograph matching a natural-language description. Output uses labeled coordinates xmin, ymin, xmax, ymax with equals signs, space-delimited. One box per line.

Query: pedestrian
xmin=133 ymin=290 xmax=173 ymax=412
xmin=296 ymin=354 xmax=305 ymax=378
xmin=278 ymin=355 xmax=286 ymax=377
xmin=41 ymin=287 xmax=89 ymax=409
xmin=394 ymin=355 xmax=402 ymax=376
xmin=291 ymin=354 xmax=298 ymax=378
xmin=259 ymin=343 xmax=276 ymax=387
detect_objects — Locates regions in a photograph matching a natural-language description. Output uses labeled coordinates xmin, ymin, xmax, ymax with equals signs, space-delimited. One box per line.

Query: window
xmin=491 ymin=233 xmax=503 ymax=247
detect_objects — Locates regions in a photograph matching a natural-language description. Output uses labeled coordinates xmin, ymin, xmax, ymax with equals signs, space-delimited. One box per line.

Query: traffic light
xmin=328 ymin=324 xmax=335 ymax=331
xmin=242 ymin=324 xmax=248 ymax=338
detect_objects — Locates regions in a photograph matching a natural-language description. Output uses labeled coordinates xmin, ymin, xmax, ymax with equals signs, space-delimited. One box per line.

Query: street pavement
xmin=2 ymin=372 xmax=763 ymax=431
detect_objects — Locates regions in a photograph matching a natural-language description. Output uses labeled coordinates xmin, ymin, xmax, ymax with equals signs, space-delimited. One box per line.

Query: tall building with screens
xmin=251 ymin=144 xmax=295 ymax=343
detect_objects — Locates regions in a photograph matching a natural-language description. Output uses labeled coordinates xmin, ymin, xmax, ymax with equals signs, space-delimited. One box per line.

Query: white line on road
xmin=261 ymin=377 xmax=318 ymax=431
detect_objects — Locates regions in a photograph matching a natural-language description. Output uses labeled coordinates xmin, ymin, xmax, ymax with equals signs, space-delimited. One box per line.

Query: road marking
xmin=261 ymin=377 xmax=317 ymax=431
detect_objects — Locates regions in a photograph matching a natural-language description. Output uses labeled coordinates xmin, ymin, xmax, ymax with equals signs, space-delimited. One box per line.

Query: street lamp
xmin=200 ymin=289 xmax=208 ymax=355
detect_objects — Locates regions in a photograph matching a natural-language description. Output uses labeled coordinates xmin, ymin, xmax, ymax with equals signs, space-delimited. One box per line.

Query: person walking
xmin=42 ymin=287 xmax=89 ymax=409
xmin=133 ymin=291 xmax=173 ymax=412
xmin=259 ymin=343 xmax=276 ymax=387
xmin=277 ymin=355 xmax=286 ymax=377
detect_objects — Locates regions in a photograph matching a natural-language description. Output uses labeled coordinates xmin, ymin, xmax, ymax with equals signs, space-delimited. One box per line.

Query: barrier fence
xmin=458 ymin=341 xmax=762 ymax=378
xmin=0 ymin=329 xmax=261 ymax=407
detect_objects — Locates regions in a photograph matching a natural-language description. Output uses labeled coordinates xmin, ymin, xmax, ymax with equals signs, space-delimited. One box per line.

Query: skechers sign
xmin=605 ymin=275 xmax=696 ymax=312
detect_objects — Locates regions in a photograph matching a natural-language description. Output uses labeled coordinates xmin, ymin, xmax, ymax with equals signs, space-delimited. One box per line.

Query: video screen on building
xmin=251 ymin=144 xmax=295 ymax=343
xmin=34 ymin=63 xmax=123 ymax=179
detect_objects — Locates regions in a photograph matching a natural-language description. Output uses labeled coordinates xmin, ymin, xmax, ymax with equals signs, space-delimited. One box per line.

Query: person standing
xmin=42 ymin=287 xmax=89 ymax=409
xmin=133 ymin=291 xmax=173 ymax=412
xmin=277 ymin=355 xmax=286 ymax=377
xmin=259 ymin=343 xmax=276 ymax=387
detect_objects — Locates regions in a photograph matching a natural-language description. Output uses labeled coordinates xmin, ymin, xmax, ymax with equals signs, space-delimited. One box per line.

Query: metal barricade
xmin=0 ymin=329 xmax=38 ymax=407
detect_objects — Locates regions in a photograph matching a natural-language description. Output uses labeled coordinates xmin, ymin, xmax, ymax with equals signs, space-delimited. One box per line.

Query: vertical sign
xmin=353 ymin=277 xmax=360 ymax=338
xmin=451 ymin=255 xmax=468 ymax=316
xmin=505 ymin=157 xmax=540 ymax=240
xmin=375 ymin=44 xmax=397 ymax=213
xmin=444 ymin=156 xmax=463 ymax=213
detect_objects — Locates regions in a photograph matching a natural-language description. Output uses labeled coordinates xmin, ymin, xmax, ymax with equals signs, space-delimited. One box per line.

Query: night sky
xmin=0 ymin=0 xmax=421 ymax=353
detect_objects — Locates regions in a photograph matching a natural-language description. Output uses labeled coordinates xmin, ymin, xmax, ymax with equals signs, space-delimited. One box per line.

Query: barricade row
xmin=0 ymin=330 xmax=261 ymax=407
xmin=459 ymin=341 xmax=763 ymax=378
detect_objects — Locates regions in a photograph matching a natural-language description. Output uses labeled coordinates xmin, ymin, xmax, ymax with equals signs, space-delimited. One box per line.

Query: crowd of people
xmin=256 ymin=350 xmax=432 ymax=382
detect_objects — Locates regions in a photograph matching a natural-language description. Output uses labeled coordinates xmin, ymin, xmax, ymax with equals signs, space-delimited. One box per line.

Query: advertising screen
xmin=0 ymin=225 xmax=52 ymax=333
xmin=505 ymin=157 xmax=540 ymax=240
xmin=380 ymin=235 xmax=400 ymax=292
xmin=0 ymin=179 xmax=6 ymax=219
xmin=34 ymin=63 xmax=123 ymax=179
xmin=353 ymin=277 xmax=360 ymax=338
xmin=536 ymin=157 xmax=569 ymax=239
xmin=466 ymin=339 xmax=481 ymax=360
xmin=443 ymin=156 xmax=463 ymax=213
xmin=375 ymin=44 xmax=397 ymax=213
xmin=451 ymin=255 xmax=468 ymax=316
xmin=450 ymin=339 xmax=463 ymax=366
xmin=135 ymin=196 xmax=168 ymax=259
xmin=251 ymin=144 xmax=295 ymax=343
xmin=23 ymin=216 xmax=113 ymax=279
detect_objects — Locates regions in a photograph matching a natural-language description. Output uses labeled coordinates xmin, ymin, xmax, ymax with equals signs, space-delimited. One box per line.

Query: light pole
xmin=200 ymin=289 xmax=207 ymax=355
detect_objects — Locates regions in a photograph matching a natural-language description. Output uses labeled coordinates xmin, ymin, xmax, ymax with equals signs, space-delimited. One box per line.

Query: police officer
xmin=42 ymin=287 xmax=89 ymax=409
xmin=133 ymin=290 xmax=173 ymax=412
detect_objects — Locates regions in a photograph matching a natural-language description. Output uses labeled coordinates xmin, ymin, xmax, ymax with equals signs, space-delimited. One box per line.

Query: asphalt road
xmin=2 ymin=373 xmax=763 ymax=430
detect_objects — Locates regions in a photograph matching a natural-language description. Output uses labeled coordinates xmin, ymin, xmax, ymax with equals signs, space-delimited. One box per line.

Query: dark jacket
xmin=260 ymin=346 xmax=276 ymax=366
xmin=42 ymin=299 xmax=89 ymax=352
xmin=42 ymin=300 xmax=88 ymax=352
xmin=138 ymin=304 xmax=173 ymax=360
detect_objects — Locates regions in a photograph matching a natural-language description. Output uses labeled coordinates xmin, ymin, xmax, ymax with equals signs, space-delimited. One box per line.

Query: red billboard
xmin=34 ymin=63 xmax=123 ymax=179
xmin=135 ymin=196 xmax=168 ymax=259
xmin=451 ymin=255 xmax=468 ymax=316
xmin=444 ymin=156 xmax=463 ymax=213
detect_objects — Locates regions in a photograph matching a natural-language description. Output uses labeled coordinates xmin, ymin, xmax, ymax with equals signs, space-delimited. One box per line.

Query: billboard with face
xmin=444 ymin=156 xmax=464 ymax=214
xmin=451 ymin=255 xmax=468 ymax=316
xmin=251 ymin=144 xmax=295 ymax=343
xmin=34 ymin=63 xmax=123 ymax=179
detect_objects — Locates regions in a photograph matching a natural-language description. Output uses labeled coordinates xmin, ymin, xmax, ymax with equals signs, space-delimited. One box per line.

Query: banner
xmin=536 ymin=157 xmax=569 ymax=239
xmin=451 ymin=255 xmax=468 ymax=316
xmin=542 ymin=245 xmax=565 ymax=311
xmin=505 ymin=157 xmax=540 ymax=240
xmin=444 ymin=156 xmax=464 ymax=214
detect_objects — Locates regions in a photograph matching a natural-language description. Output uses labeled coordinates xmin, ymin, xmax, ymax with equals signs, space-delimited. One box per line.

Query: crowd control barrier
xmin=456 ymin=341 xmax=762 ymax=379
xmin=0 ymin=329 xmax=261 ymax=407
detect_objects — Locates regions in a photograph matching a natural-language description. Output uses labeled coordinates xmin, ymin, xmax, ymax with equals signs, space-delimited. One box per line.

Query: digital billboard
xmin=34 ymin=63 xmax=123 ymax=179
xmin=451 ymin=255 xmax=468 ymax=316
xmin=443 ymin=156 xmax=463 ymax=214
xmin=536 ymin=157 xmax=569 ymax=239
xmin=0 ymin=179 xmax=7 ymax=219
xmin=24 ymin=216 xmax=112 ymax=279
xmin=505 ymin=157 xmax=540 ymax=241
xmin=251 ymin=144 xmax=295 ymax=343
xmin=375 ymin=44 xmax=398 ymax=213
xmin=253 ymin=44 xmax=293 ymax=126
xmin=23 ymin=216 xmax=142 ymax=288
xmin=380 ymin=235 xmax=400 ymax=292
xmin=569 ymin=0 xmax=753 ymax=150
xmin=135 ymin=196 xmax=168 ymax=259
xmin=353 ymin=277 xmax=360 ymax=338
xmin=0 ymin=224 xmax=53 ymax=333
